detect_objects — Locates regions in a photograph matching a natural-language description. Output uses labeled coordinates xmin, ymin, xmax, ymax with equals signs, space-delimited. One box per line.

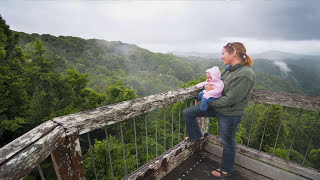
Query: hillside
xmin=251 ymin=58 xmax=320 ymax=96
xmin=18 ymin=32 xmax=200 ymax=96
xmin=17 ymin=32 xmax=320 ymax=96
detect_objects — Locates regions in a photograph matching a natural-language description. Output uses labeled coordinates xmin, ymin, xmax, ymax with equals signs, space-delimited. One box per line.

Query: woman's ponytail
xmin=243 ymin=54 xmax=254 ymax=67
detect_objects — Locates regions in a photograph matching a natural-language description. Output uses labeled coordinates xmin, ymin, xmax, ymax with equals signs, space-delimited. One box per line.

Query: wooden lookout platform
xmin=1 ymin=87 xmax=320 ymax=180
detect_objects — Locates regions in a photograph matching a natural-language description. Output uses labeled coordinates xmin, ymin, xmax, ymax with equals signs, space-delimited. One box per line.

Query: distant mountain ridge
xmin=251 ymin=50 xmax=320 ymax=61
xmin=17 ymin=32 xmax=320 ymax=96
xmin=168 ymin=51 xmax=221 ymax=59
xmin=170 ymin=50 xmax=320 ymax=61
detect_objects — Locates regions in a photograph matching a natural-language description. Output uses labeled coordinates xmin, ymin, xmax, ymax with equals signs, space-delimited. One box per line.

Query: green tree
xmin=0 ymin=16 xmax=106 ymax=147
xmin=251 ymin=105 xmax=287 ymax=151
xmin=84 ymin=136 xmax=137 ymax=180
xmin=23 ymin=39 xmax=61 ymax=123
xmin=267 ymin=147 xmax=306 ymax=165
xmin=288 ymin=149 xmax=304 ymax=164
xmin=0 ymin=15 xmax=29 ymax=144
xmin=308 ymin=149 xmax=320 ymax=169
xmin=104 ymin=81 xmax=137 ymax=105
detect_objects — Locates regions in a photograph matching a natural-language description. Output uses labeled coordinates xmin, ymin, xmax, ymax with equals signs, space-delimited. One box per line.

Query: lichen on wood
xmin=52 ymin=86 xmax=200 ymax=135
xmin=51 ymin=133 xmax=85 ymax=180
xmin=0 ymin=126 xmax=65 ymax=180
xmin=252 ymin=89 xmax=320 ymax=111
xmin=1 ymin=87 xmax=320 ymax=180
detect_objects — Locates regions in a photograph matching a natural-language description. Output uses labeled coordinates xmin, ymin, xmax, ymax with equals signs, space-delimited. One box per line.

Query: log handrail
xmin=252 ymin=89 xmax=320 ymax=112
xmin=0 ymin=86 xmax=199 ymax=179
xmin=52 ymin=86 xmax=200 ymax=136
xmin=1 ymin=87 xmax=320 ymax=179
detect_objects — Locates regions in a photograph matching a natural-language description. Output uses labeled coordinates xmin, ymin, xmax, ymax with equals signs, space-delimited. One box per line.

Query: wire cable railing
xmin=0 ymin=86 xmax=199 ymax=180
xmin=1 ymin=87 xmax=320 ymax=180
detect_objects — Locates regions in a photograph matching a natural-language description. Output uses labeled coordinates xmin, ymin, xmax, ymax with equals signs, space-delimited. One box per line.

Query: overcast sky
xmin=1 ymin=0 xmax=320 ymax=55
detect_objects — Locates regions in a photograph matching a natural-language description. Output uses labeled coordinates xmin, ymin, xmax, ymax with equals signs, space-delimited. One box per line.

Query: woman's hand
xmin=205 ymin=84 xmax=214 ymax=91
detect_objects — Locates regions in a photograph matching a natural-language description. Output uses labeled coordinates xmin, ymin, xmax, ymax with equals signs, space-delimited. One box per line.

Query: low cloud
xmin=273 ymin=60 xmax=291 ymax=77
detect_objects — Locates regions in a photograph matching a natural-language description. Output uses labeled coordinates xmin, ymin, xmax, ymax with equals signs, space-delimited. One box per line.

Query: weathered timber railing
xmin=126 ymin=89 xmax=320 ymax=180
xmin=251 ymin=89 xmax=320 ymax=112
xmin=1 ymin=87 xmax=320 ymax=179
xmin=0 ymin=86 xmax=200 ymax=180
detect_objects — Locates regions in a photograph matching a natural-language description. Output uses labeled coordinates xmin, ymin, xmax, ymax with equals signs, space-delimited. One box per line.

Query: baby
xmin=195 ymin=66 xmax=224 ymax=111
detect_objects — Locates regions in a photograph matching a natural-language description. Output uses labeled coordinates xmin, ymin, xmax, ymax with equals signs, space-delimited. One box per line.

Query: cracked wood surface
xmin=0 ymin=120 xmax=59 ymax=166
xmin=252 ymin=89 xmax=320 ymax=111
xmin=0 ymin=125 xmax=65 ymax=180
xmin=0 ymin=86 xmax=200 ymax=180
xmin=52 ymin=86 xmax=200 ymax=135
xmin=52 ymin=134 xmax=85 ymax=180
xmin=1 ymin=87 xmax=320 ymax=179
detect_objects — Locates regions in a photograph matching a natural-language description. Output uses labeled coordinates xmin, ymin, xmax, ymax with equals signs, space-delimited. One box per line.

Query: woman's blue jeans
xmin=183 ymin=104 xmax=242 ymax=173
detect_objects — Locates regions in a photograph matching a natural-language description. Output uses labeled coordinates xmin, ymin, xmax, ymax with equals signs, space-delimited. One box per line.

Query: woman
xmin=183 ymin=42 xmax=255 ymax=178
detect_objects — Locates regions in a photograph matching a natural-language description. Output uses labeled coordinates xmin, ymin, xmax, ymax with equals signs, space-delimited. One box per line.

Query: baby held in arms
xmin=195 ymin=66 xmax=224 ymax=111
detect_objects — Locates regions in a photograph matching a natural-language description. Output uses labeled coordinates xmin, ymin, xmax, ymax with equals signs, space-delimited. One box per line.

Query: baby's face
xmin=206 ymin=72 xmax=212 ymax=81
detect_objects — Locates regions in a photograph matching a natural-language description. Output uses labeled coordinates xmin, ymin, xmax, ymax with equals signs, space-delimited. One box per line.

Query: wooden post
xmin=195 ymin=100 xmax=210 ymax=134
xmin=51 ymin=133 xmax=85 ymax=180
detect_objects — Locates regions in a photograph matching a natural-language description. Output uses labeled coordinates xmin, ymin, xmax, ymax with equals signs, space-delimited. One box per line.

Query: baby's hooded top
xmin=196 ymin=66 xmax=224 ymax=99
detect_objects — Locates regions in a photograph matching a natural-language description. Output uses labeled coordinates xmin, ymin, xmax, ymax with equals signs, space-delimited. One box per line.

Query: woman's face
xmin=221 ymin=48 xmax=235 ymax=65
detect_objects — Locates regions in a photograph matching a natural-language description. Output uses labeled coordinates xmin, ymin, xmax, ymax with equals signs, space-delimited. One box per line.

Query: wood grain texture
xmin=252 ymin=89 xmax=320 ymax=111
xmin=52 ymin=86 xmax=200 ymax=135
xmin=0 ymin=126 xmax=65 ymax=180
xmin=0 ymin=120 xmax=58 ymax=166
xmin=52 ymin=134 xmax=85 ymax=180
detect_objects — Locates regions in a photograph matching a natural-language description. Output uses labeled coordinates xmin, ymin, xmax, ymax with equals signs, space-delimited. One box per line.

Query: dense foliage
xmin=18 ymin=32 xmax=197 ymax=97
xmin=18 ymin=32 xmax=320 ymax=97
xmin=0 ymin=16 xmax=105 ymax=147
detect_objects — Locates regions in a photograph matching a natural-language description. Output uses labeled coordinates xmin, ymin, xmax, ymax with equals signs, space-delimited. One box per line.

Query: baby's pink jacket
xmin=196 ymin=66 xmax=224 ymax=99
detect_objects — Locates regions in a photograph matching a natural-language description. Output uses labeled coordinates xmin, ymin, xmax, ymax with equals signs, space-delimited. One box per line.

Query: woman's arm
xmin=209 ymin=76 xmax=254 ymax=108
xmin=205 ymin=84 xmax=224 ymax=97
xmin=204 ymin=84 xmax=214 ymax=90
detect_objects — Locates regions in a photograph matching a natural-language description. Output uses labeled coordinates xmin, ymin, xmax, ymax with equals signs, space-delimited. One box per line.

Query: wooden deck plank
xmin=163 ymin=152 xmax=251 ymax=180
xmin=206 ymin=135 xmax=318 ymax=180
